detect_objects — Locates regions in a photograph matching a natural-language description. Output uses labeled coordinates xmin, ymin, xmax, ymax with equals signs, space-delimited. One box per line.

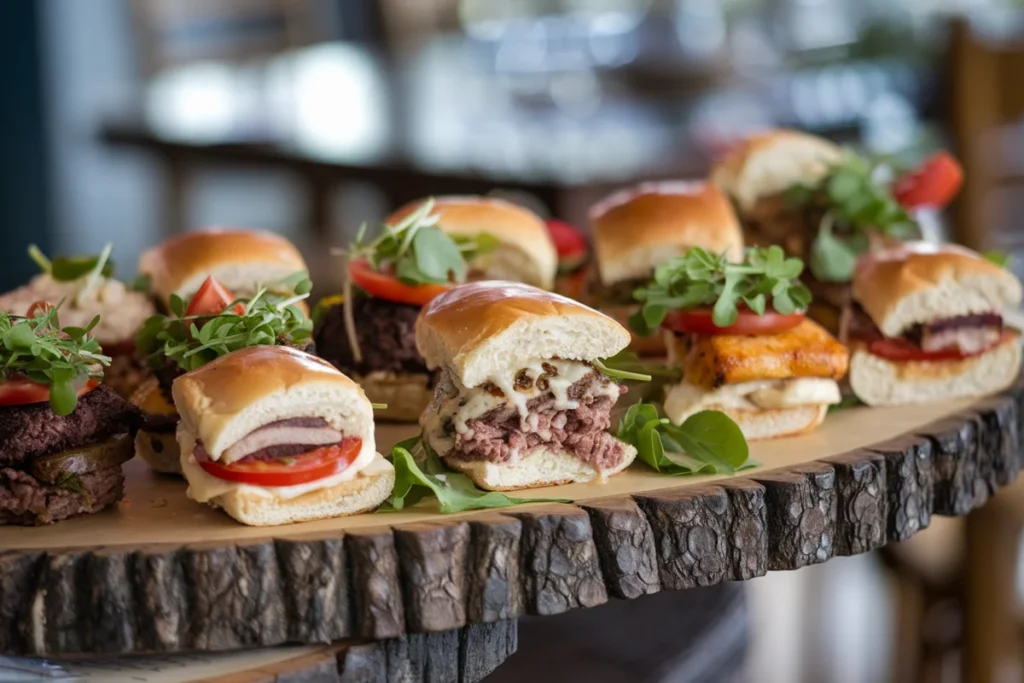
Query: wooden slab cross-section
xmin=0 ymin=382 xmax=1020 ymax=656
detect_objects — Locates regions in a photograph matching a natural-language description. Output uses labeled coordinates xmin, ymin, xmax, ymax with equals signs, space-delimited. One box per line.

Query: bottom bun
xmin=849 ymin=334 xmax=1022 ymax=407
xmin=201 ymin=453 xmax=396 ymax=526
xmin=600 ymin=304 xmax=665 ymax=357
xmin=357 ymin=371 xmax=433 ymax=422
xmin=444 ymin=443 xmax=637 ymax=492
xmin=719 ymin=405 xmax=828 ymax=441
xmin=135 ymin=429 xmax=182 ymax=475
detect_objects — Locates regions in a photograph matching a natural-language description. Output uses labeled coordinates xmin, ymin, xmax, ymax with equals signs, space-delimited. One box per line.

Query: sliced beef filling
xmin=846 ymin=303 xmax=1004 ymax=355
xmin=315 ymin=297 xmax=431 ymax=378
xmin=449 ymin=371 xmax=628 ymax=470
xmin=0 ymin=464 xmax=124 ymax=526
xmin=0 ymin=385 xmax=142 ymax=468
xmin=198 ymin=417 xmax=343 ymax=464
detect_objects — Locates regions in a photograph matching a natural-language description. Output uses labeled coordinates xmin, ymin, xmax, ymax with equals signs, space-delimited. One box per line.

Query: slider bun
xmin=853 ymin=243 xmax=1023 ymax=337
xmin=139 ymin=229 xmax=307 ymax=306
xmin=387 ymin=196 xmax=557 ymax=290
xmin=590 ymin=181 xmax=744 ymax=285
xmin=416 ymin=281 xmax=631 ymax=387
xmin=718 ymin=405 xmax=827 ymax=441
xmin=180 ymin=432 xmax=394 ymax=525
xmin=356 ymin=371 xmax=433 ymax=422
xmin=444 ymin=444 xmax=637 ymax=492
xmin=130 ymin=378 xmax=182 ymax=475
xmin=849 ymin=334 xmax=1022 ymax=406
xmin=711 ymin=129 xmax=841 ymax=211
xmin=172 ymin=346 xmax=374 ymax=463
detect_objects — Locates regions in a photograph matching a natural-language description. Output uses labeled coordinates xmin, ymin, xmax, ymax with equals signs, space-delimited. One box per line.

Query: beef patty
xmin=448 ymin=371 xmax=628 ymax=470
xmin=0 ymin=385 xmax=142 ymax=468
xmin=0 ymin=464 xmax=124 ymax=525
xmin=314 ymin=297 xmax=430 ymax=377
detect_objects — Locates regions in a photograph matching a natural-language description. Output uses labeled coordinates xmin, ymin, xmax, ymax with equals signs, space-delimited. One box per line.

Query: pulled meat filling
xmin=846 ymin=304 xmax=1004 ymax=354
xmin=437 ymin=368 xmax=628 ymax=470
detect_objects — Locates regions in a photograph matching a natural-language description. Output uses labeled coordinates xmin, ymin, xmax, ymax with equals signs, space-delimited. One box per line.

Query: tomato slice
xmin=662 ymin=308 xmax=806 ymax=336
xmin=196 ymin=437 xmax=362 ymax=487
xmin=867 ymin=331 xmax=1010 ymax=362
xmin=545 ymin=219 xmax=588 ymax=264
xmin=186 ymin=276 xmax=245 ymax=316
xmin=26 ymin=301 xmax=53 ymax=318
xmin=348 ymin=258 xmax=450 ymax=307
xmin=0 ymin=377 xmax=98 ymax=409
xmin=893 ymin=151 xmax=964 ymax=209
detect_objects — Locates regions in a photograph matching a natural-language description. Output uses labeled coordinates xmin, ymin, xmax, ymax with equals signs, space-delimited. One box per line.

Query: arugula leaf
xmin=0 ymin=303 xmax=110 ymax=416
xmin=616 ymin=403 xmax=755 ymax=475
xmin=631 ymin=246 xmax=812 ymax=336
xmin=381 ymin=438 xmax=569 ymax=514
xmin=136 ymin=283 xmax=312 ymax=373
xmin=809 ymin=214 xmax=860 ymax=282
xmin=983 ymin=250 xmax=1013 ymax=270
xmin=828 ymin=395 xmax=863 ymax=412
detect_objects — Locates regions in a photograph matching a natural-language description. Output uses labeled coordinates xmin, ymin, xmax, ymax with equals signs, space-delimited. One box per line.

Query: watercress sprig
xmin=136 ymin=281 xmax=312 ymax=372
xmin=380 ymin=437 xmax=569 ymax=514
xmin=616 ymin=403 xmax=755 ymax=475
xmin=28 ymin=244 xmax=116 ymax=282
xmin=630 ymin=246 xmax=812 ymax=336
xmin=0 ymin=303 xmax=110 ymax=416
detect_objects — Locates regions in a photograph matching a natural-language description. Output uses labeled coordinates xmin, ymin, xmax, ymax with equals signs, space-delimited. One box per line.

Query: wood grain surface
xmin=0 ymin=382 xmax=1020 ymax=656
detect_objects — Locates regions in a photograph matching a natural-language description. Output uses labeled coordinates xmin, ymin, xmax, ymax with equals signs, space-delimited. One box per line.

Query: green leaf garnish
xmin=129 ymin=273 xmax=152 ymax=292
xmin=136 ymin=282 xmax=312 ymax=373
xmin=786 ymin=150 xmax=920 ymax=281
xmin=28 ymin=244 xmax=116 ymax=282
xmin=616 ymin=403 xmax=755 ymax=475
xmin=828 ymin=395 xmax=863 ymax=412
xmin=380 ymin=437 xmax=569 ymax=514
xmin=630 ymin=246 xmax=812 ymax=336
xmin=371 ymin=402 xmax=388 ymax=410
xmin=983 ymin=250 xmax=1013 ymax=269
xmin=0 ymin=303 xmax=111 ymax=416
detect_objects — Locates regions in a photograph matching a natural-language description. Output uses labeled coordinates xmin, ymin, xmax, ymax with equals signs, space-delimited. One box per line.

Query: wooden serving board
xmin=0 ymin=385 xmax=1020 ymax=658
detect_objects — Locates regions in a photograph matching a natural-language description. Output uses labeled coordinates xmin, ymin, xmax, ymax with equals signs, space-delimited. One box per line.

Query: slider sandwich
xmin=0 ymin=303 xmax=140 ymax=525
xmin=0 ymin=244 xmax=156 ymax=399
xmin=315 ymin=199 xmax=495 ymax=422
xmin=545 ymin=218 xmax=590 ymax=301
xmin=589 ymin=181 xmax=745 ymax=355
xmin=134 ymin=275 xmax=312 ymax=474
xmin=387 ymin=196 xmax=557 ymax=290
xmin=848 ymin=243 xmax=1022 ymax=405
xmin=174 ymin=346 xmax=394 ymax=526
xmin=632 ymin=246 xmax=849 ymax=440
xmin=138 ymin=228 xmax=309 ymax=312
xmin=417 ymin=281 xmax=638 ymax=490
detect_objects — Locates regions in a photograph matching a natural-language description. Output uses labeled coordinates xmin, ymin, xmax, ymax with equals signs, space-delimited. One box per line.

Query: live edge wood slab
xmin=0 ymin=381 xmax=1021 ymax=658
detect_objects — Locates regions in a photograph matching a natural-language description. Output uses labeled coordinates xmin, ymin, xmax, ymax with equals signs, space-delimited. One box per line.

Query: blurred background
xmin=2 ymin=1 xmax=1024 ymax=681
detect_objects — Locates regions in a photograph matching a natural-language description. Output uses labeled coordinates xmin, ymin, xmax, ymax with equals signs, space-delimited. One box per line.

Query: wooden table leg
xmin=962 ymin=490 xmax=1023 ymax=683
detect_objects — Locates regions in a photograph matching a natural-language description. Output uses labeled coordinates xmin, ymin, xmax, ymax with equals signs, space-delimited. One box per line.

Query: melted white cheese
xmin=180 ymin=433 xmax=381 ymax=502
xmin=664 ymin=377 xmax=841 ymax=424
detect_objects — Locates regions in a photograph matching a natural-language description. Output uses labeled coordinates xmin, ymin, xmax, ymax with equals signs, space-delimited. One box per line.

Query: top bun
xmin=387 ymin=197 xmax=557 ymax=290
xmin=711 ymin=129 xmax=841 ymax=211
xmin=416 ymin=281 xmax=630 ymax=388
xmin=139 ymin=229 xmax=308 ymax=306
xmin=589 ymin=181 xmax=744 ymax=285
xmin=172 ymin=346 xmax=374 ymax=462
xmin=853 ymin=242 xmax=1023 ymax=337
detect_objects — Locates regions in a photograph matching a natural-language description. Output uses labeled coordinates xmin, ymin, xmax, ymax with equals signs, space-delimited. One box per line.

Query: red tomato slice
xmin=186 ymin=276 xmax=245 ymax=316
xmin=867 ymin=331 xmax=1010 ymax=362
xmin=662 ymin=308 xmax=806 ymax=336
xmin=196 ymin=437 xmax=362 ymax=487
xmin=26 ymin=301 xmax=53 ymax=318
xmin=0 ymin=377 xmax=98 ymax=408
xmin=348 ymin=258 xmax=449 ymax=307
xmin=893 ymin=151 xmax=964 ymax=209
xmin=545 ymin=219 xmax=588 ymax=262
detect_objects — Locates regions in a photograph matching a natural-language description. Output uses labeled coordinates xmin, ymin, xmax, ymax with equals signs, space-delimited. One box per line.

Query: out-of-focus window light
xmin=146 ymin=63 xmax=239 ymax=142
xmin=674 ymin=0 xmax=727 ymax=59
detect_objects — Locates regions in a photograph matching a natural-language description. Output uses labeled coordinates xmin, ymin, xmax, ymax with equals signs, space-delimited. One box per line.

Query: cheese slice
xmin=663 ymin=377 xmax=841 ymax=425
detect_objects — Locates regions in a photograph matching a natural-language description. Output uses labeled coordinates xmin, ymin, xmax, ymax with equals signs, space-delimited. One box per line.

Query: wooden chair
xmin=948 ymin=18 xmax=1024 ymax=264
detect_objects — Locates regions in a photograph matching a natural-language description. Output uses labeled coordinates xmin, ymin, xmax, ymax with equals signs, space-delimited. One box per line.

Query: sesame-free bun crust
xmin=590 ymin=181 xmax=744 ymax=284
xmin=139 ymin=229 xmax=308 ymax=305
xmin=849 ymin=333 xmax=1022 ymax=406
xmin=387 ymin=197 xmax=557 ymax=290
xmin=172 ymin=346 xmax=374 ymax=463
xmin=356 ymin=370 xmax=434 ymax=422
xmin=416 ymin=281 xmax=631 ymax=387
xmin=853 ymin=242 xmax=1023 ymax=337
xmin=444 ymin=443 xmax=637 ymax=491
xmin=131 ymin=378 xmax=182 ymax=475
xmin=712 ymin=129 xmax=841 ymax=211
